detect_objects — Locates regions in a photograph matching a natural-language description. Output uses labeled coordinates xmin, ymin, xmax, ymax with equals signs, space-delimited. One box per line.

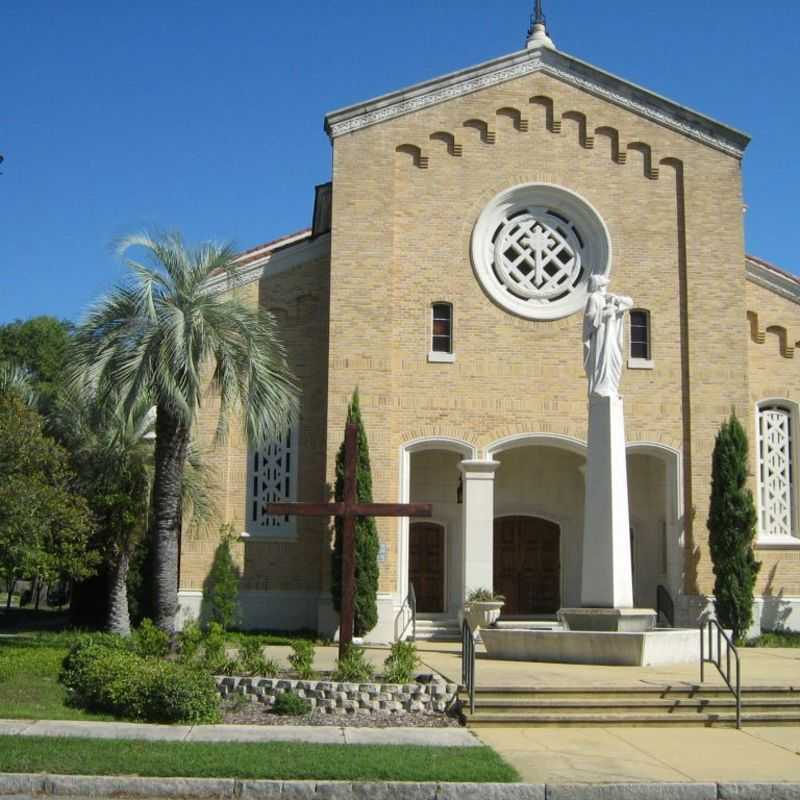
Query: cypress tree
xmin=707 ymin=414 xmax=760 ymax=642
xmin=331 ymin=391 xmax=379 ymax=637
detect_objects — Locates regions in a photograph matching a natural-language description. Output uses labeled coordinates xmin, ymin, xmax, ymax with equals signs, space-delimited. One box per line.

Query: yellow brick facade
xmin=178 ymin=43 xmax=800 ymax=637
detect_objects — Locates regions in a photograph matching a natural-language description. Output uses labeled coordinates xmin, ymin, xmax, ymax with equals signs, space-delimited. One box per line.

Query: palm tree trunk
xmin=152 ymin=405 xmax=190 ymax=634
xmin=5 ymin=578 xmax=15 ymax=610
xmin=107 ymin=551 xmax=131 ymax=636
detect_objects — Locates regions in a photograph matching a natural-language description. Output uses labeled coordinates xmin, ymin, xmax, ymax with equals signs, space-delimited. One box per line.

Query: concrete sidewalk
xmin=477 ymin=725 xmax=800 ymax=784
xmin=0 ymin=718 xmax=480 ymax=747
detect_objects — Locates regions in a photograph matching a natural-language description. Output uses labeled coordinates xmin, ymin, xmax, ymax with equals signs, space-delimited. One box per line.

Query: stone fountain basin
xmin=480 ymin=627 xmax=715 ymax=667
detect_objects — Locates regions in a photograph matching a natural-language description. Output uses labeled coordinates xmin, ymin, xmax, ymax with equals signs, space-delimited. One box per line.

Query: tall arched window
xmin=757 ymin=402 xmax=798 ymax=542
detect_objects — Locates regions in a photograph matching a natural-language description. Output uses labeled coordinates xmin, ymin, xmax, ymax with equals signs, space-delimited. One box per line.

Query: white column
xmin=581 ymin=395 xmax=634 ymax=608
xmin=459 ymin=459 xmax=500 ymax=598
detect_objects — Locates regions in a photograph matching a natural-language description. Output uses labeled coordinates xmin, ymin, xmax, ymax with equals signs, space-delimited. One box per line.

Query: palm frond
xmin=0 ymin=362 xmax=37 ymax=407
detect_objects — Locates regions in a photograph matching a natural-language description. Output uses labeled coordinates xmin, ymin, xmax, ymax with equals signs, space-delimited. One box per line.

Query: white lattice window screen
xmin=758 ymin=406 xmax=795 ymax=539
xmin=248 ymin=428 xmax=297 ymax=537
xmin=490 ymin=209 xmax=585 ymax=305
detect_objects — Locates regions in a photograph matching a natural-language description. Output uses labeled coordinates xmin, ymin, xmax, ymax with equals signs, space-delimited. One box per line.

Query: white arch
xmin=625 ymin=440 xmax=684 ymax=601
xmin=402 ymin=435 xmax=477 ymax=458
xmin=486 ymin=432 xmax=587 ymax=459
xmin=396 ymin=437 xmax=477 ymax=607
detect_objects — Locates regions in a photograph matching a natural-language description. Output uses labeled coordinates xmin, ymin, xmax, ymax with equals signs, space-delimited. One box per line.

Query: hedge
xmin=60 ymin=638 xmax=219 ymax=724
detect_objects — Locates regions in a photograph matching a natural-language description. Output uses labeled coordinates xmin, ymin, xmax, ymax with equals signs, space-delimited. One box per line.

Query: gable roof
xmin=324 ymin=43 xmax=750 ymax=158
xmin=205 ymin=228 xmax=330 ymax=296
xmin=746 ymin=255 xmax=800 ymax=304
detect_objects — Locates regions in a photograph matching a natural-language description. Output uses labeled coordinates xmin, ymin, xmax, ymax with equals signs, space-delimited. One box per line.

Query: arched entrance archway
xmin=493 ymin=516 xmax=561 ymax=615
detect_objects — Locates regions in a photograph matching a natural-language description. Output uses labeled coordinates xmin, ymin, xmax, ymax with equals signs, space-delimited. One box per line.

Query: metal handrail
xmin=409 ymin=582 xmax=417 ymax=642
xmin=700 ymin=618 xmax=742 ymax=729
xmin=656 ymin=584 xmax=675 ymax=628
xmin=461 ymin=620 xmax=476 ymax=714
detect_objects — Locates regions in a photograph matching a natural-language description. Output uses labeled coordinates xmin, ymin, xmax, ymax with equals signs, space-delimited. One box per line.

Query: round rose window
xmin=471 ymin=184 xmax=612 ymax=320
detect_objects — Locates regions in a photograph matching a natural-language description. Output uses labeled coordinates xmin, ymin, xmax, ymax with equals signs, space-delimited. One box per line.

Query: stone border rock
xmin=2 ymin=776 xmax=799 ymax=800
xmin=216 ymin=677 xmax=459 ymax=716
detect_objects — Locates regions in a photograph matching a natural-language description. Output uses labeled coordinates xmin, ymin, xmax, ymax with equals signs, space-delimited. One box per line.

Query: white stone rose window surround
xmin=757 ymin=402 xmax=799 ymax=544
xmin=471 ymin=184 xmax=612 ymax=320
xmin=246 ymin=427 xmax=298 ymax=540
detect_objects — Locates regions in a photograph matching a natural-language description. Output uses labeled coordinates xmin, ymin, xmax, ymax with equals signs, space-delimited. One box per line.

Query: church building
xmin=180 ymin=7 xmax=800 ymax=641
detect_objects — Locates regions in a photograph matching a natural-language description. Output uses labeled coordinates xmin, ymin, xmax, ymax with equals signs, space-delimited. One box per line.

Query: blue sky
xmin=2 ymin=0 xmax=798 ymax=324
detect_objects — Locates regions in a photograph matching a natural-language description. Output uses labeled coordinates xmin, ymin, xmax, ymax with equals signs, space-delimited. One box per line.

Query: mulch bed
xmin=221 ymin=698 xmax=461 ymax=728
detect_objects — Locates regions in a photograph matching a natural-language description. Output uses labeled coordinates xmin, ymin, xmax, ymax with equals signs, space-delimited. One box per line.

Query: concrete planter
xmin=464 ymin=601 xmax=505 ymax=632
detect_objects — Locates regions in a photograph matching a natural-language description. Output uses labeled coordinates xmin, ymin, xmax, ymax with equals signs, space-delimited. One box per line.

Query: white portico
xmin=397 ymin=433 xmax=683 ymax=638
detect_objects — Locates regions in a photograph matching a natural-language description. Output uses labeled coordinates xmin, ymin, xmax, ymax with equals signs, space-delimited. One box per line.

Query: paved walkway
xmin=476 ymin=725 xmax=800 ymax=784
xmin=0 ymin=719 xmax=480 ymax=747
xmin=410 ymin=641 xmax=800 ymax=688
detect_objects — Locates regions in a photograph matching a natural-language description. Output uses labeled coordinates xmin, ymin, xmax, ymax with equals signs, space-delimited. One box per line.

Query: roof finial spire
xmin=527 ymin=0 xmax=555 ymax=50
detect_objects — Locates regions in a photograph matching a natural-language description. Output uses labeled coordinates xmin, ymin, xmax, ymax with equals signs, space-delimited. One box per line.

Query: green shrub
xmin=707 ymin=414 xmax=761 ymax=642
xmin=202 ymin=525 xmax=241 ymax=631
xmin=331 ymin=391 xmax=379 ymax=637
xmin=177 ymin=620 xmax=204 ymax=665
xmin=60 ymin=635 xmax=131 ymax=692
xmin=272 ymin=691 xmax=312 ymax=716
xmin=133 ymin=618 xmax=170 ymax=658
xmin=238 ymin=638 xmax=279 ymax=676
xmin=332 ymin=645 xmax=374 ymax=683
xmin=466 ymin=588 xmax=505 ymax=602
xmin=287 ymin=640 xmax=315 ymax=680
xmin=60 ymin=639 xmax=219 ymax=723
xmin=382 ymin=640 xmax=418 ymax=684
xmin=201 ymin=622 xmax=228 ymax=674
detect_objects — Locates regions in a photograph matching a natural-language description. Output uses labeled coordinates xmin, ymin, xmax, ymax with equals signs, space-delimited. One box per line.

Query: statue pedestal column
xmin=580 ymin=394 xmax=633 ymax=609
xmin=560 ymin=395 xmax=655 ymax=633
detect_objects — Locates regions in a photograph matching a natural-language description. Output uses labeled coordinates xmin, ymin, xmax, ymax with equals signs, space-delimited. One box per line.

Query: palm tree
xmin=52 ymin=384 xmax=217 ymax=635
xmin=51 ymin=387 xmax=153 ymax=635
xmin=71 ymin=232 xmax=299 ymax=634
xmin=0 ymin=362 xmax=37 ymax=407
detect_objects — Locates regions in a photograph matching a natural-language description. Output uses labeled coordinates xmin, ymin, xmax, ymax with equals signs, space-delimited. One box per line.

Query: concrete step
xmin=463 ymin=711 xmax=800 ymax=728
xmin=494 ymin=620 xmax=564 ymax=631
xmin=468 ymin=685 xmax=800 ymax=702
xmin=412 ymin=619 xmax=460 ymax=641
xmin=470 ymin=697 xmax=800 ymax=713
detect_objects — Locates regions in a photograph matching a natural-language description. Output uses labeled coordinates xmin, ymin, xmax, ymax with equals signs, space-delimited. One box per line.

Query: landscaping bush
xmin=272 ymin=691 xmax=311 ymax=716
xmin=59 ymin=638 xmax=219 ymax=724
xmin=133 ymin=619 xmax=170 ymax=658
xmin=238 ymin=638 xmax=279 ymax=676
xmin=202 ymin=526 xmax=241 ymax=631
xmin=707 ymin=414 xmax=760 ymax=642
xmin=382 ymin=640 xmax=418 ymax=685
xmin=332 ymin=645 xmax=374 ymax=683
xmin=287 ymin=640 xmax=315 ymax=680
xmin=200 ymin=622 xmax=228 ymax=674
xmin=177 ymin=620 xmax=204 ymax=665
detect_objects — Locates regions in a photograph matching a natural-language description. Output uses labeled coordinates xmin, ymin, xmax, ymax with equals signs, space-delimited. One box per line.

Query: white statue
xmin=583 ymin=275 xmax=633 ymax=398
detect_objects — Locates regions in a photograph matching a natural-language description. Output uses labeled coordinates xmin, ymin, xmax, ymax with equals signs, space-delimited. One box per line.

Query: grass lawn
xmin=0 ymin=737 xmax=519 ymax=783
xmin=0 ymin=622 xmax=333 ymax=721
xmin=746 ymin=631 xmax=800 ymax=648
xmin=0 ymin=635 xmax=113 ymax=722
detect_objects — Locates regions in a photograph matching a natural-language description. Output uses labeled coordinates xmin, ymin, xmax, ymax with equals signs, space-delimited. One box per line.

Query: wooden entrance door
xmin=409 ymin=522 xmax=445 ymax=613
xmin=493 ymin=516 xmax=560 ymax=615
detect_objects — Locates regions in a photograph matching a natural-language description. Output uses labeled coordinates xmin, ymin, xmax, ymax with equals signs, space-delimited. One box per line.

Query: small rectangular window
xmin=431 ymin=303 xmax=453 ymax=354
xmin=630 ymin=310 xmax=650 ymax=360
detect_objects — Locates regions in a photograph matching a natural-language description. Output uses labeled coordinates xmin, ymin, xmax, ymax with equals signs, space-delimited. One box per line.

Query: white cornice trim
xmin=325 ymin=47 xmax=749 ymax=158
xmin=746 ymin=259 xmax=800 ymax=306
xmin=205 ymin=234 xmax=330 ymax=296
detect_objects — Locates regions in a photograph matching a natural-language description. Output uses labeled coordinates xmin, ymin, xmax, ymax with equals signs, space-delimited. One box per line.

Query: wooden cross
xmin=265 ymin=422 xmax=432 ymax=658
